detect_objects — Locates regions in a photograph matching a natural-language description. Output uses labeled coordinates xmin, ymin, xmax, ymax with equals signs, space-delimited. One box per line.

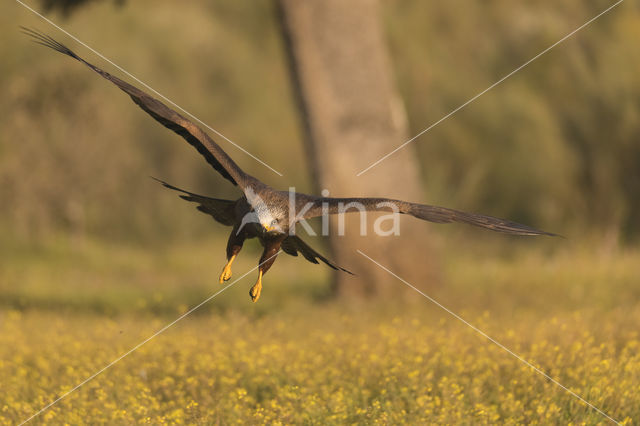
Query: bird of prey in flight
xmin=24 ymin=29 xmax=557 ymax=302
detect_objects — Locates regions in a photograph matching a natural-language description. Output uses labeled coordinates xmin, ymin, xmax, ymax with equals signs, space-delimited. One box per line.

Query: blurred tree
xmin=276 ymin=0 xmax=437 ymax=299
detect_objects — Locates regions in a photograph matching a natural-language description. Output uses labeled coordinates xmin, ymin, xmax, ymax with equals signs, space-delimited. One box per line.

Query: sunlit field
xmin=1 ymin=234 xmax=638 ymax=424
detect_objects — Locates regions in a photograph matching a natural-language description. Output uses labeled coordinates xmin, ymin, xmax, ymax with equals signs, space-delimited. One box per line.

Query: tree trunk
xmin=277 ymin=0 xmax=437 ymax=299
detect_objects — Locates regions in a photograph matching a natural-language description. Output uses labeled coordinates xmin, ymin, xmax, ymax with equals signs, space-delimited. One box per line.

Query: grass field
xmin=1 ymin=233 xmax=638 ymax=424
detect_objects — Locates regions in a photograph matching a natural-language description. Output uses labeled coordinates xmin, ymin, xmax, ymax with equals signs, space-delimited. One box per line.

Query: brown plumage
xmin=25 ymin=28 xmax=558 ymax=302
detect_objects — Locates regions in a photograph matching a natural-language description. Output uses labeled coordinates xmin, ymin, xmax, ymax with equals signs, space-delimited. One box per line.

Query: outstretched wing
xmin=296 ymin=195 xmax=558 ymax=237
xmin=24 ymin=28 xmax=251 ymax=189
xmin=281 ymin=236 xmax=354 ymax=274
xmin=153 ymin=178 xmax=236 ymax=226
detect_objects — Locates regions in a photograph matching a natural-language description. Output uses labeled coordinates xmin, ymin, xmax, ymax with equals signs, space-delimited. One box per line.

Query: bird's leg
xmin=250 ymin=269 xmax=263 ymax=302
xmin=219 ymin=254 xmax=236 ymax=284
xmin=249 ymin=240 xmax=282 ymax=302
xmin=220 ymin=227 xmax=245 ymax=284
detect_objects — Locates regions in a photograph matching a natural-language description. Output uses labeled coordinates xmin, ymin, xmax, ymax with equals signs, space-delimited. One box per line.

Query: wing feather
xmin=23 ymin=28 xmax=250 ymax=188
xmin=296 ymin=195 xmax=558 ymax=237
xmin=152 ymin=178 xmax=236 ymax=226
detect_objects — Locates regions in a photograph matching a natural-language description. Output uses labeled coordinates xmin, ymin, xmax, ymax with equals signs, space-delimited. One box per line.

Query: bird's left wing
xmin=23 ymin=28 xmax=252 ymax=189
xmin=281 ymin=235 xmax=354 ymax=274
xmin=295 ymin=194 xmax=558 ymax=237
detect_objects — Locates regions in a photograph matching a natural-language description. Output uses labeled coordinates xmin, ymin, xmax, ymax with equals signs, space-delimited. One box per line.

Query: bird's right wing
xmin=281 ymin=236 xmax=354 ymax=274
xmin=24 ymin=28 xmax=252 ymax=189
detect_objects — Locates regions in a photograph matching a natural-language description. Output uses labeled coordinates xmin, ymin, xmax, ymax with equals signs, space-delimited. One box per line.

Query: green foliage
xmin=385 ymin=1 xmax=640 ymax=242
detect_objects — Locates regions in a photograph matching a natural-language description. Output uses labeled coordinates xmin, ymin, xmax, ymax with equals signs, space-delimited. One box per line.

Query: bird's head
xmin=261 ymin=217 xmax=282 ymax=233
xmin=244 ymin=186 xmax=287 ymax=235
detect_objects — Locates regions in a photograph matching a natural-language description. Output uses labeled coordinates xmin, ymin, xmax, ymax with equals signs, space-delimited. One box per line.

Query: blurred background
xmin=2 ymin=0 xmax=639 ymax=243
xmin=2 ymin=1 xmax=640 ymax=423
xmin=0 ymin=0 xmax=638 ymax=307
xmin=2 ymin=0 xmax=639 ymax=303
xmin=2 ymin=0 xmax=639 ymax=308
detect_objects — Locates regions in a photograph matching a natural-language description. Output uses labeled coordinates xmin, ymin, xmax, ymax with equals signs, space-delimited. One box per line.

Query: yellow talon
xmin=219 ymin=254 xmax=236 ymax=284
xmin=249 ymin=270 xmax=263 ymax=302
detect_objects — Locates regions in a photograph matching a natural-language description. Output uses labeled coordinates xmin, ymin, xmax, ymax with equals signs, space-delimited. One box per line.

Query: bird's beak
xmin=263 ymin=224 xmax=274 ymax=232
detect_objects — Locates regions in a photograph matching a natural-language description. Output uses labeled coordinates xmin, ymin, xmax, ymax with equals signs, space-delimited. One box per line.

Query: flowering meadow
xmin=1 ymin=236 xmax=638 ymax=424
